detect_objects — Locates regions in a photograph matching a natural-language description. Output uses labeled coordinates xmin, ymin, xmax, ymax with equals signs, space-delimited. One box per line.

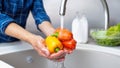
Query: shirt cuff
xmin=0 ymin=18 xmax=15 ymax=35
xmin=35 ymin=16 xmax=51 ymax=30
xmin=35 ymin=16 xmax=51 ymax=25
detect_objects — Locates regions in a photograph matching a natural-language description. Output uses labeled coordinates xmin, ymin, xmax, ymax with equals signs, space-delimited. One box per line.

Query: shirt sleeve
xmin=0 ymin=1 xmax=15 ymax=35
xmin=31 ymin=0 xmax=51 ymax=27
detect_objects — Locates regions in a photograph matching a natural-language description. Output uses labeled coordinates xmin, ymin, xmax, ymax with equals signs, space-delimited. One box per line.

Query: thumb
xmin=37 ymin=40 xmax=50 ymax=57
xmin=41 ymin=48 xmax=50 ymax=57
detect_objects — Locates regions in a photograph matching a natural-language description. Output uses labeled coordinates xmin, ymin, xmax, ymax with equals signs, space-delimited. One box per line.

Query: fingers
xmin=31 ymin=36 xmax=74 ymax=62
xmin=49 ymin=50 xmax=66 ymax=59
xmin=36 ymin=48 xmax=49 ymax=58
xmin=47 ymin=50 xmax=66 ymax=62
xmin=38 ymin=41 xmax=50 ymax=56
xmin=33 ymin=39 xmax=50 ymax=58
xmin=64 ymin=48 xmax=73 ymax=54
xmin=53 ymin=56 xmax=65 ymax=62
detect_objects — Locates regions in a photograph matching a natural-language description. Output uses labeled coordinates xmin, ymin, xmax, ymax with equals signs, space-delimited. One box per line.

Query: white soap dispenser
xmin=72 ymin=12 xmax=88 ymax=44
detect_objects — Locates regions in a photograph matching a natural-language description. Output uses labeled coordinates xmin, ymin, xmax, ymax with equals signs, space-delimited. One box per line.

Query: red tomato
xmin=55 ymin=28 xmax=73 ymax=41
xmin=62 ymin=39 xmax=76 ymax=50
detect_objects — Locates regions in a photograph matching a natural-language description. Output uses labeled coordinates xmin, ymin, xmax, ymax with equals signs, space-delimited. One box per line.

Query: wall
xmin=26 ymin=0 xmax=120 ymax=35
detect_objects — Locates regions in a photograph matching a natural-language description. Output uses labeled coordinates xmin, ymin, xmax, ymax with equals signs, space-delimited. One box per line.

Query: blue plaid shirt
xmin=0 ymin=0 xmax=51 ymax=43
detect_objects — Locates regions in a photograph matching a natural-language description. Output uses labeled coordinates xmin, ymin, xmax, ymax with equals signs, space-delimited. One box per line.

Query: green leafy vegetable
xmin=91 ymin=23 xmax=120 ymax=46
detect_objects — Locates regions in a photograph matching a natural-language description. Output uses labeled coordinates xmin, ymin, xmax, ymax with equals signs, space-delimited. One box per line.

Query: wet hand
xmin=29 ymin=35 xmax=66 ymax=62
xmin=48 ymin=50 xmax=66 ymax=62
xmin=29 ymin=35 xmax=50 ymax=57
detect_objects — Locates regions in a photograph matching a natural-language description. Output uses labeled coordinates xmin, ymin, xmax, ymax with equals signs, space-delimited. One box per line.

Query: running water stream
xmin=60 ymin=16 xmax=64 ymax=29
xmin=54 ymin=16 xmax=66 ymax=68
xmin=55 ymin=61 xmax=66 ymax=68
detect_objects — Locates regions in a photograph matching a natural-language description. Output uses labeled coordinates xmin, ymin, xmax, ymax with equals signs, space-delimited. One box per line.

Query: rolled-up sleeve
xmin=31 ymin=0 xmax=51 ymax=27
xmin=0 ymin=1 xmax=15 ymax=35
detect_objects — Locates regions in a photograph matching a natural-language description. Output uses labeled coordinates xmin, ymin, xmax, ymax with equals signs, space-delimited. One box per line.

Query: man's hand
xmin=29 ymin=35 xmax=66 ymax=62
xmin=29 ymin=35 xmax=50 ymax=57
xmin=5 ymin=23 xmax=66 ymax=62
xmin=39 ymin=22 xmax=76 ymax=61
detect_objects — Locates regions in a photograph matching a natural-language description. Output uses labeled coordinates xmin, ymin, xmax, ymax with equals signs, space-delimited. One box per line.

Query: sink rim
xmin=76 ymin=43 xmax=120 ymax=57
xmin=0 ymin=41 xmax=120 ymax=56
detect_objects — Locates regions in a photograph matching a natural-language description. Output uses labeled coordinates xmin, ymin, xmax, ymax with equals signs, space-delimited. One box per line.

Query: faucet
xmin=59 ymin=0 xmax=109 ymax=30
xmin=59 ymin=0 xmax=68 ymax=16
xmin=100 ymin=0 xmax=110 ymax=30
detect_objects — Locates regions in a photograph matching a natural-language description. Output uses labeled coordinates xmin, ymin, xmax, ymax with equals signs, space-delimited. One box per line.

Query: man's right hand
xmin=29 ymin=35 xmax=50 ymax=57
xmin=29 ymin=35 xmax=66 ymax=62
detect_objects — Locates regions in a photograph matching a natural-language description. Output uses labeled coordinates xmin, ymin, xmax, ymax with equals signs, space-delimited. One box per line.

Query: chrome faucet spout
xmin=101 ymin=0 xmax=110 ymax=30
xmin=59 ymin=0 xmax=68 ymax=16
xmin=59 ymin=0 xmax=109 ymax=30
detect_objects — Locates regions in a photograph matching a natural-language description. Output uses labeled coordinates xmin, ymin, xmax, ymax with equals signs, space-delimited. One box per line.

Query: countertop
xmin=0 ymin=41 xmax=33 ymax=55
xmin=1 ymin=38 xmax=120 ymax=56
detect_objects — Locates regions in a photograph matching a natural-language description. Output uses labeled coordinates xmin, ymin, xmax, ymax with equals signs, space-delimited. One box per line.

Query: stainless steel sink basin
xmin=0 ymin=45 xmax=120 ymax=68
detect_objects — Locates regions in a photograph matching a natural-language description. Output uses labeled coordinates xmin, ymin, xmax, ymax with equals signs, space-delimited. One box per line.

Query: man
xmin=0 ymin=0 xmax=73 ymax=62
